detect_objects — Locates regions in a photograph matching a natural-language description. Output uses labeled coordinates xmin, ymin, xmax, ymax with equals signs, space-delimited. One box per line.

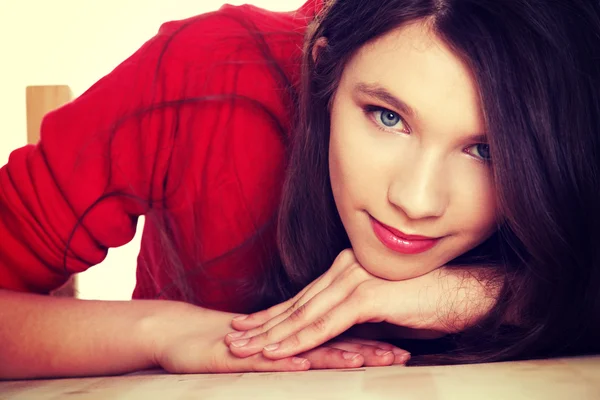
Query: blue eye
xmin=379 ymin=110 xmax=401 ymax=127
xmin=363 ymin=105 xmax=409 ymax=134
xmin=477 ymin=144 xmax=491 ymax=160
xmin=468 ymin=143 xmax=492 ymax=162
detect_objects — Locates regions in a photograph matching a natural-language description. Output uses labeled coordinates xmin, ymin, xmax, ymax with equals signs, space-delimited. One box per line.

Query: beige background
xmin=0 ymin=0 xmax=306 ymax=300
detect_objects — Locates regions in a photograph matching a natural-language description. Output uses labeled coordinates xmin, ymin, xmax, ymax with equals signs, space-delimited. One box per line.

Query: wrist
xmin=398 ymin=267 xmax=499 ymax=333
xmin=135 ymin=300 xmax=199 ymax=368
xmin=435 ymin=266 xmax=500 ymax=330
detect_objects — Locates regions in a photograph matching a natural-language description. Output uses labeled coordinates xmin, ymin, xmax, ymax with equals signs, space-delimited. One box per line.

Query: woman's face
xmin=329 ymin=22 xmax=498 ymax=280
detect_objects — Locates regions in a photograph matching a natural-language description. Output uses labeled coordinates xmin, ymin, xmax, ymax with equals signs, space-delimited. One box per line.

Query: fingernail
xmin=342 ymin=351 xmax=361 ymax=360
xmin=375 ymin=349 xmax=393 ymax=357
xmin=233 ymin=315 xmax=248 ymax=321
xmin=231 ymin=339 xmax=250 ymax=348
xmin=263 ymin=343 xmax=280 ymax=352
xmin=292 ymin=357 xmax=308 ymax=365
xmin=396 ymin=352 xmax=411 ymax=363
xmin=227 ymin=331 xmax=245 ymax=339
xmin=392 ymin=348 xmax=409 ymax=356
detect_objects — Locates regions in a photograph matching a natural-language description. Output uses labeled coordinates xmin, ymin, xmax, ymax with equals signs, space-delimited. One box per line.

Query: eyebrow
xmin=354 ymin=82 xmax=488 ymax=143
xmin=354 ymin=82 xmax=417 ymax=118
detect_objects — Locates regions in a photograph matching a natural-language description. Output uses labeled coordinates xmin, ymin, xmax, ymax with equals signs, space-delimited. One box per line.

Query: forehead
xmin=343 ymin=22 xmax=484 ymax=136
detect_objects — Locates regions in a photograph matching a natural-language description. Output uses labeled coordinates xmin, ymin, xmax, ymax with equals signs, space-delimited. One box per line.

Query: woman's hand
xmin=225 ymin=249 xmax=497 ymax=361
xmin=147 ymin=302 xmax=409 ymax=373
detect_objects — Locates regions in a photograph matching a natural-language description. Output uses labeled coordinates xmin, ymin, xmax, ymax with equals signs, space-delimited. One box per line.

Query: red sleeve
xmin=0 ymin=9 xmax=269 ymax=293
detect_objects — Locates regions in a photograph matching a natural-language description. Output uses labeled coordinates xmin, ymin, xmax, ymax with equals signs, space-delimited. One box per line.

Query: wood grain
xmin=26 ymin=85 xmax=73 ymax=144
xmin=1 ymin=356 xmax=599 ymax=399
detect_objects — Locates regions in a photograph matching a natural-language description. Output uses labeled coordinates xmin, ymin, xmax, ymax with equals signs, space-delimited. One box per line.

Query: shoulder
xmin=153 ymin=4 xmax=311 ymax=68
xmin=133 ymin=4 xmax=312 ymax=116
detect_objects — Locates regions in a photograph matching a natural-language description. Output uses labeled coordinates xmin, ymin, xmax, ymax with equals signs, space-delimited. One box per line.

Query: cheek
xmin=454 ymin=172 xmax=498 ymax=236
xmin=329 ymin=110 xmax=357 ymax=199
xmin=329 ymin=111 xmax=382 ymax=211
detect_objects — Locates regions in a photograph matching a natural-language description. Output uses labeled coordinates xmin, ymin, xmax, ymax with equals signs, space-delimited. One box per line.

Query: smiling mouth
xmin=369 ymin=216 xmax=441 ymax=255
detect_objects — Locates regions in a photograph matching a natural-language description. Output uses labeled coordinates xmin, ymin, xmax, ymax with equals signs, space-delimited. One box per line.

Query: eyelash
xmin=467 ymin=144 xmax=492 ymax=164
xmin=363 ymin=105 xmax=410 ymax=135
xmin=362 ymin=104 xmax=492 ymax=164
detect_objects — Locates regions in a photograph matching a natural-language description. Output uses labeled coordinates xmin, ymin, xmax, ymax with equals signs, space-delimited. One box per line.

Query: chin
xmin=351 ymin=243 xmax=428 ymax=281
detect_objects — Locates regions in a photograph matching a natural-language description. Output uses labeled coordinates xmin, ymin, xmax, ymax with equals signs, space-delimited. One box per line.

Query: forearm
xmin=350 ymin=267 xmax=504 ymax=341
xmin=380 ymin=266 xmax=504 ymax=336
xmin=0 ymin=289 xmax=180 ymax=380
xmin=417 ymin=266 xmax=504 ymax=332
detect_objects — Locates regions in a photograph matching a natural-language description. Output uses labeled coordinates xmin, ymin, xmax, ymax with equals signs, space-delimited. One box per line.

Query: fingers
xmin=231 ymin=294 xmax=365 ymax=360
xmin=230 ymin=249 xmax=358 ymax=332
xmin=328 ymin=338 xmax=411 ymax=366
xmin=230 ymin=272 xmax=326 ymax=332
xmin=227 ymin=269 xmax=377 ymax=358
xmin=227 ymin=282 xmax=346 ymax=348
xmin=231 ymin=339 xmax=409 ymax=373
xmin=238 ymin=354 xmax=311 ymax=373
xmin=237 ymin=342 xmax=401 ymax=372
xmin=227 ymin=279 xmax=359 ymax=357
xmin=261 ymin=297 xmax=368 ymax=360
xmin=229 ymin=286 xmax=321 ymax=341
xmin=299 ymin=346 xmax=365 ymax=370
xmin=300 ymin=339 xmax=410 ymax=369
xmin=157 ymin=342 xmax=311 ymax=374
xmin=231 ymin=290 xmax=306 ymax=332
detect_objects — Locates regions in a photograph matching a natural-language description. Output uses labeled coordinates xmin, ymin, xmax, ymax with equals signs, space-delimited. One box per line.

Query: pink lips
xmin=370 ymin=217 xmax=440 ymax=255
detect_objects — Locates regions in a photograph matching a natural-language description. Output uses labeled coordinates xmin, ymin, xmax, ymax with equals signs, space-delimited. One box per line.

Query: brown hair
xmin=68 ymin=0 xmax=600 ymax=366
xmin=277 ymin=0 xmax=600 ymax=364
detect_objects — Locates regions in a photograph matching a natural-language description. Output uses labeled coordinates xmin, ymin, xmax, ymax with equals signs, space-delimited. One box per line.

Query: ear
xmin=312 ymin=37 xmax=329 ymax=64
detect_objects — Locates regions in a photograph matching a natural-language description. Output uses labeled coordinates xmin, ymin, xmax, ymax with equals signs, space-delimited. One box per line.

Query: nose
xmin=388 ymin=151 xmax=448 ymax=220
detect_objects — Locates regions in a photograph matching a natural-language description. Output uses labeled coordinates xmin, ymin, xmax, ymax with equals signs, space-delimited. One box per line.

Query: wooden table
xmin=2 ymin=356 xmax=599 ymax=399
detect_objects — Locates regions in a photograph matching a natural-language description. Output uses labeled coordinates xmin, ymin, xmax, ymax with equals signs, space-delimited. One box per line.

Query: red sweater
xmin=0 ymin=1 xmax=323 ymax=313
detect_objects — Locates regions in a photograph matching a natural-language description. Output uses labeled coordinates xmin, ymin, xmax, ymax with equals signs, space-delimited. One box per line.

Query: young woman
xmin=1 ymin=0 xmax=599 ymax=379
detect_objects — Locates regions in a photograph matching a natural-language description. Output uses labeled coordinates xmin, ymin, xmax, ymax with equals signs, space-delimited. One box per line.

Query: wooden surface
xmin=26 ymin=85 xmax=73 ymax=144
xmin=1 ymin=356 xmax=599 ymax=399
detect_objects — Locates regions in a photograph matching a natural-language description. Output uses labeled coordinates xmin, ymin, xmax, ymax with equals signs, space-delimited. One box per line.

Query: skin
xmin=328 ymin=21 xmax=498 ymax=281
xmin=224 ymin=22 xmax=501 ymax=360
xmin=0 ymin=289 xmax=412 ymax=379
xmin=0 ymin=22 xmax=507 ymax=380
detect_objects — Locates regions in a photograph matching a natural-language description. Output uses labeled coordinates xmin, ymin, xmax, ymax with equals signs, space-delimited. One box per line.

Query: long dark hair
xmin=63 ymin=0 xmax=600 ymax=366
xmin=278 ymin=0 xmax=600 ymax=364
